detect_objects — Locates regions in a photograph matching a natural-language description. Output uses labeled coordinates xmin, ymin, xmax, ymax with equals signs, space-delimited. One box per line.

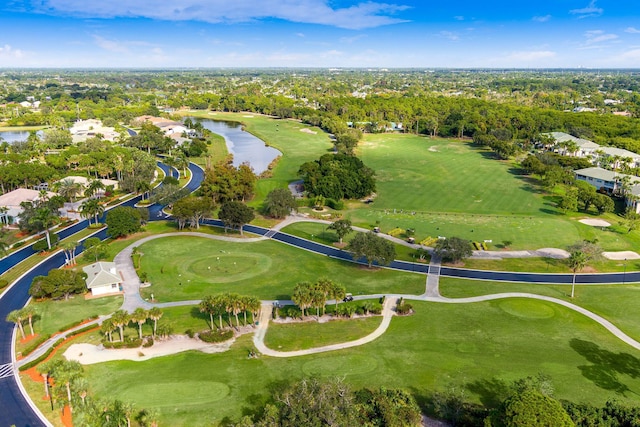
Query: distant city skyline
xmin=1 ymin=0 xmax=639 ymax=68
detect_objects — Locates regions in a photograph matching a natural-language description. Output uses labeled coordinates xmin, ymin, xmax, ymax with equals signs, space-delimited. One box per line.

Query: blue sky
xmin=0 ymin=0 xmax=639 ymax=68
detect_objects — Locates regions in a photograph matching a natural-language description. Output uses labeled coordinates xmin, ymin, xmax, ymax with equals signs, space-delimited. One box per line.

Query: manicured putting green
xmin=498 ymin=299 xmax=556 ymax=319
xmin=187 ymin=253 xmax=272 ymax=283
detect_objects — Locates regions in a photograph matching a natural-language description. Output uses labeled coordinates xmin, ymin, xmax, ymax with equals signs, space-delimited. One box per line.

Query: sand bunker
xmin=602 ymin=251 xmax=640 ymax=260
xmin=63 ymin=335 xmax=235 ymax=365
xmin=300 ymin=128 xmax=317 ymax=134
xmin=579 ymin=219 xmax=611 ymax=227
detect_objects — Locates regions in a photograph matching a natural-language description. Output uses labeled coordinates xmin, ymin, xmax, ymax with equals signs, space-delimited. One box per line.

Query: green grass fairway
xmin=359 ymin=134 xmax=547 ymax=215
xmin=138 ymin=235 xmax=425 ymax=301
xmin=265 ymin=316 xmax=382 ymax=351
xmin=82 ymin=300 xmax=640 ymax=426
xmin=439 ymin=277 xmax=640 ymax=341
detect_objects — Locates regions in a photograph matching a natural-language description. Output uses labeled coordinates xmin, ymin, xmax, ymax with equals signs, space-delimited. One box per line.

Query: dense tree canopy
xmin=263 ymin=188 xmax=297 ymax=218
xmin=348 ymin=232 xmax=396 ymax=267
xmin=30 ymin=268 xmax=87 ymax=300
xmin=105 ymin=206 xmax=143 ymax=238
xmin=218 ymin=201 xmax=255 ymax=235
xmin=298 ymin=153 xmax=376 ymax=200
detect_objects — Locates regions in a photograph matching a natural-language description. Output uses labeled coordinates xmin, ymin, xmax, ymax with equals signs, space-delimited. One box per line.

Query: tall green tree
xmin=434 ymin=237 xmax=473 ymax=263
xmin=328 ymin=219 xmax=353 ymax=244
xmin=263 ymin=188 xmax=297 ymax=218
xmin=348 ymin=232 xmax=396 ymax=267
xmin=219 ymin=201 xmax=255 ymax=236
xmin=105 ymin=206 xmax=142 ymax=238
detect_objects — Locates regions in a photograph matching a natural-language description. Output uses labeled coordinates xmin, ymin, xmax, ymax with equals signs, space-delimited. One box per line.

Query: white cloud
xmin=569 ymin=0 xmax=603 ymax=19
xmin=0 ymin=44 xmax=25 ymax=59
xmin=296 ymin=33 xmax=305 ymax=38
xmin=454 ymin=16 xmax=464 ymax=21
xmin=625 ymin=27 xmax=640 ymax=34
xmin=439 ymin=31 xmax=459 ymax=41
xmin=532 ymin=15 xmax=551 ymax=23
xmin=340 ymin=34 xmax=366 ymax=44
xmin=506 ymin=50 xmax=556 ymax=62
xmin=92 ymin=35 xmax=130 ymax=53
xmin=34 ymin=0 xmax=411 ymax=30
xmin=583 ymin=30 xmax=618 ymax=45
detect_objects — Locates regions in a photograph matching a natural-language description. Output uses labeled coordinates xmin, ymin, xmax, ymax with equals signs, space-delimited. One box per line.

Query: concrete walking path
xmin=253 ymin=298 xmax=396 ymax=357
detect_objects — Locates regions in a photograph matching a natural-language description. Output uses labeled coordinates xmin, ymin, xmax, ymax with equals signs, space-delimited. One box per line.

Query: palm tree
xmin=213 ymin=294 xmax=228 ymax=329
xmin=330 ymin=282 xmax=346 ymax=311
xmin=110 ymin=310 xmax=130 ymax=342
xmin=84 ymin=179 xmax=105 ymax=199
xmin=199 ymin=295 xmax=217 ymax=330
xmin=56 ymin=178 xmax=82 ymax=202
xmin=6 ymin=309 xmax=26 ymax=339
xmin=30 ymin=206 xmax=58 ymax=250
xmin=37 ymin=360 xmax=54 ymax=400
xmin=61 ymin=241 xmax=78 ymax=266
xmin=131 ymin=308 xmax=148 ymax=339
xmin=228 ymin=293 xmax=243 ymax=328
xmin=362 ymin=301 xmax=375 ymax=315
xmin=79 ymin=198 xmax=104 ymax=225
xmin=101 ymin=318 xmax=116 ymax=343
xmin=0 ymin=238 xmax=8 ymax=259
xmin=136 ymin=180 xmax=152 ymax=201
xmin=21 ymin=306 xmax=36 ymax=336
xmin=147 ymin=307 xmax=163 ymax=338
xmin=245 ymin=296 xmax=262 ymax=326
xmin=53 ymin=360 xmax=83 ymax=414
xmin=568 ymin=251 xmax=588 ymax=298
xmin=292 ymin=282 xmax=313 ymax=318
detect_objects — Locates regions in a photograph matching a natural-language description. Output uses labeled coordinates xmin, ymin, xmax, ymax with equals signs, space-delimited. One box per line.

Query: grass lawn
xmin=189 ymin=131 xmax=229 ymax=168
xmin=137 ymin=235 xmax=425 ymax=301
xmin=358 ymin=135 xmax=546 ymax=215
xmin=438 ymin=277 xmax=640 ymax=341
xmin=16 ymin=295 xmax=122 ymax=355
xmin=264 ymin=315 xmax=382 ymax=351
xmin=80 ymin=299 xmax=640 ymax=426
xmin=180 ymin=111 xmax=333 ymax=205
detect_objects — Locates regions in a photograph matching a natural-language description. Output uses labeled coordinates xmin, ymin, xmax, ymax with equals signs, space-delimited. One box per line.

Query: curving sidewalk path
xmin=253 ymin=298 xmax=396 ymax=357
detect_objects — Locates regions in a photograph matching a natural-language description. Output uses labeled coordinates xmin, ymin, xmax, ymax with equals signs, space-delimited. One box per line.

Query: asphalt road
xmin=0 ymin=160 xmax=198 ymax=427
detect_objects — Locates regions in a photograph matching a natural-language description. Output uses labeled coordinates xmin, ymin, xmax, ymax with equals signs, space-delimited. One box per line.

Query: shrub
xmin=12 ymin=241 xmax=24 ymax=249
xmin=326 ymin=198 xmax=344 ymax=210
xmin=142 ymin=338 xmax=154 ymax=348
xmin=185 ymin=329 xmax=195 ymax=338
xmin=67 ymin=324 xmax=99 ymax=338
xmin=282 ymin=306 xmax=302 ymax=319
xmin=103 ymin=337 xmax=142 ymax=349
xmin=18 ymin=338 xmax=64 ymax=371
xmin=21 ymin=335 xmax=50 ymax=357
xmin=0 ymin=279 xmax=8 ymax=289
xmin=198 ymin=329 xmax=234 ymax=343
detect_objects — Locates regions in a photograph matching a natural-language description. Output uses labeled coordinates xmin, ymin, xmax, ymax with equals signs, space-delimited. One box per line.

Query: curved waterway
xmin=192 ymin=118 xmax=281 ymax=174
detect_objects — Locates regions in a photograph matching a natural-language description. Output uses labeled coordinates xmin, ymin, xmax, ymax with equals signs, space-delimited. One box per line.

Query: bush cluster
xmin=102 ymin=337 xmax=143 ymax=349
xmin=198 ymin=329 xmax=234 ymax=343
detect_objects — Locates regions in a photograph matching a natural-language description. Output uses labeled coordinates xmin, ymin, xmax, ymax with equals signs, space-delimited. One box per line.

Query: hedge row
xmin=198 ymin=329 xmax=234 ymax=343
xmin=18 ymin=338 xmax=64 ymax=372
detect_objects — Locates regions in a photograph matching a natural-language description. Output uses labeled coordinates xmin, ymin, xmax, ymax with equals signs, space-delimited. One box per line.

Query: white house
xmin=0 ymin=188 xmax=55 ymax=224
xmin=542 ymin=132 xmax=601 ymax=158
xmin=82 ymin=262 xmax=123 ymax=297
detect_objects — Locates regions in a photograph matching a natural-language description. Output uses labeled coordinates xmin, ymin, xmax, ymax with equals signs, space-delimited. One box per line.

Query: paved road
xmin=0 ymin=160 xmax=201 ymax=427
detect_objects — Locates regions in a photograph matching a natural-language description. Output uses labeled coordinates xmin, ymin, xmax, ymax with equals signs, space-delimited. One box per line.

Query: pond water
xmin=0 ymin=130 xmax=44 ymax=144
xmin=192 ymin=118 xmax=281 ymax=174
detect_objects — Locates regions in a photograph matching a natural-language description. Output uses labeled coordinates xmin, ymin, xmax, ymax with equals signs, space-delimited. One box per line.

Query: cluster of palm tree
xmin=291 ymin=279 xmax=346 ymax=319
xmin=100 ymin=307 xmax=164 ymax=343
xmin=5 ymin=305 xmax=37 ymax=339
xmin=199 ymin=293 xmax=262 ymax=330
xmin=79 ymin=198 xmax=105 ymax=225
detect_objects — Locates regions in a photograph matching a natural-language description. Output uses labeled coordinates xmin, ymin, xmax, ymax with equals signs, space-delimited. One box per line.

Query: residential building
xmin=82 ymin=262 xmax=123 ymax=297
